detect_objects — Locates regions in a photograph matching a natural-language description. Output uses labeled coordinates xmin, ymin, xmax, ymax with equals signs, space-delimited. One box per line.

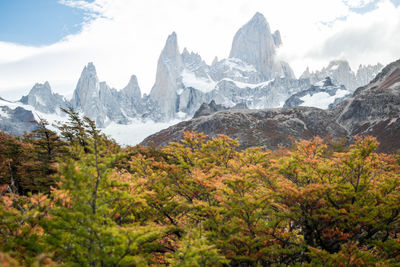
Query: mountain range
xmin=0 ymin=12 xmax=384 ymax=145
xmin=142 ymin=59 xmax=400 ymax=153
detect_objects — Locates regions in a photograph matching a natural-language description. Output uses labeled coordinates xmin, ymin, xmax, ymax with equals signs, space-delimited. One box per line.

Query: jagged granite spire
xmin=71 ymin=62 xmax=108 ymax=126
xmin=71 ymin=62 xmax=99 ymax=108
xmin=356 ymin=63 xmax=383 ymax=87
xmin=122 ymin=75 xmax=141 ymax=99
xmin=229 ymin=12 xmax=294 ymax=80
xmin=211 ymin=56 xmax=219 ymax=66
xmin=149 ymin=32 xmax=183 ymax=119
xmin=300 ymin=67 xmax=311 ymax=79
xmin=272 ymin=30 xmax=282 ymax=47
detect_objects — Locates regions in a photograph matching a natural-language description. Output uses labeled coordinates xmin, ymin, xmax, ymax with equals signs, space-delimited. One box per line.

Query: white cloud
xmin=279 ymin=0 xmax=400 ymax=75
xmin=0 ymin=0 xmax=399 ymax=100
xmin=343 ymin=0 xmax=376 ymax=8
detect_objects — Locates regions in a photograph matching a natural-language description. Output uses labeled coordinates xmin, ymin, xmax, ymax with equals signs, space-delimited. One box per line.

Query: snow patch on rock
xmin=300 ymin=89 xmax=348 ymax=109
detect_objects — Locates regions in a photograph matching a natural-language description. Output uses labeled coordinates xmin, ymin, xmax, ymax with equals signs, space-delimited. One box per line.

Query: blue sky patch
xmin=0 ymin=0 xmax=88 ymax=46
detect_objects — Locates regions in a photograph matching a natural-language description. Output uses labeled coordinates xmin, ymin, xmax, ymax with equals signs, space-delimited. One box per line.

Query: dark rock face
xmin=0 ymin=106 xmax=36 ymax=136
xmin=193 ymin=100 xmax=248 ymax=118
xmin=193 ymin=100 xmax=228 ymax=118
xmin=143 ymin=59 xmax=400 ymax=153
xmin=141 ymin=107 xmax=347 ymax=150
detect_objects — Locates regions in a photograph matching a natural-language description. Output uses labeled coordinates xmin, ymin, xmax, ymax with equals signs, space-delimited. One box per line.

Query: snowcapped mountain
xmin=0 ymin=12 xmax=384 ymax=145
xmin=142 ymin=59 xmax=400 ymax=153
xmin=149 ymin=12 xmax=301 ymax=120
xmin=300 ymin=60 xmax=383 ymax=92
xmin=228 ymin=12 xmax=295 ymax=80
xmin=70 ymin=62 xmax=163 ymax=127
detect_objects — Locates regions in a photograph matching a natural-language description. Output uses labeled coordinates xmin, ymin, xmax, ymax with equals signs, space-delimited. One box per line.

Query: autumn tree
xmin=275 ymin=137 xmax=400 ymax=264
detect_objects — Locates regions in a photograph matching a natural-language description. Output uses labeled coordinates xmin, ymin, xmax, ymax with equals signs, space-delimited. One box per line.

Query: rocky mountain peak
xmin=248 ymin=12 xmax=269 ymax=28
xmin=182 ymin=47 xmax=190 ymax=57
xmin=122 ymin=75 xmax=141 ymax=99
xmin=85 ymin=62 xmax=97 ymax=73
xmin=300 ymin=67 xmax=311 ymax=79
xmin=160 ymin=32 xmax=182 ymax=66
xmin=149 ymin=32 xmax=184 ymax=119
xmin=72 ymin=62 xmax=100 ymax=106
xmin=229 ymin=12 xmax=293 ymax=80
xmin=211 ymin=56 xmax=219 ymax=66
xmin=70 ymin=62 xmax=105 ymax=125
xmin=31 ymin=81 xmax=51 ymax=95
xmin=20 ymin=81 xmax=66 ymax=114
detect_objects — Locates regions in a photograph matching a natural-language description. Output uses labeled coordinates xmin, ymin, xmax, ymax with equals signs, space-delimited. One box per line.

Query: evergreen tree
xmin=45 ymin=116 xmax=168 ymax=266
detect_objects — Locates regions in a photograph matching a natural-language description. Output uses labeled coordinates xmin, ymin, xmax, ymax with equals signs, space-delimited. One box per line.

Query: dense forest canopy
xmin=1 ymin=109 xmax=400 ymax=266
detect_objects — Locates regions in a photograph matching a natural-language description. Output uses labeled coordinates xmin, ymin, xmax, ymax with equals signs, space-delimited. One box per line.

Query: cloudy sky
xmin=1 ymin=0 xmax=400 ymax=100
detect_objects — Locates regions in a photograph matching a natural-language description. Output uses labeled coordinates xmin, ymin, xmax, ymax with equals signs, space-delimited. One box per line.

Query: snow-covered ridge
xmin=181 ymin=69 xmax=216 ymax=93
xmin=221 ymin=58 xmax=258 ymax=73
xmin=220 ymin=78 xmax=272 ymax=89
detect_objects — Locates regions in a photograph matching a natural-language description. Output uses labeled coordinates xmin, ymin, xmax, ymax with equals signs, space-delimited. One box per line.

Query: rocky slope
xmin=333 ymin=59 xmax=400 ymax=152
xmin=141 ymin=107 xmax=347 ymax=150
xmin=143 ymin=59 xmax=400 ymax=152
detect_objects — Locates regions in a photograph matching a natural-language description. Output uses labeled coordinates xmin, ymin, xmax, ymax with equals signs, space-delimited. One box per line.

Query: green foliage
xmin=167 ymin=228 xmax=228 ymax=267
xmin=1 ymin=111 xmax=400 ymax=266
xmin=44 ymin=115 xmax=167 ymax=266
